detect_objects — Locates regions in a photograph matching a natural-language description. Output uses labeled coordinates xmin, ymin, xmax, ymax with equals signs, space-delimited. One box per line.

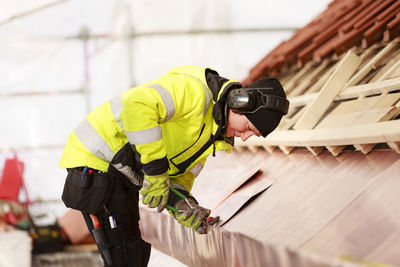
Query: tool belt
xmin=61 ymin=168 xmax=113 ymax=214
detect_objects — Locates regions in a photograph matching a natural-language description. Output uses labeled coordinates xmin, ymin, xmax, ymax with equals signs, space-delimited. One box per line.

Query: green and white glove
xmin=140 ymin=172 xmax=169 ymax=212
xmin=167 ymin=184 xmax=211 ymax=234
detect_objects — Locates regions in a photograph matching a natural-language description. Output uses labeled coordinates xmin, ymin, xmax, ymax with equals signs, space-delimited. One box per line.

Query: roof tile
xmin=384 ymin=12 xmax=400 ymax=41
xmin=363 ymin=6 xmax=400 ymax=47
xmin=245 ymin=0 xmax=400 ymax=81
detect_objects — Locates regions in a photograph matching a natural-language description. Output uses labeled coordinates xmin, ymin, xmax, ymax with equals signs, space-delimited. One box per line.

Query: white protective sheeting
xmin=0 ymin=230 xmax=31 ymax=267
xmin=0 ymin=0 xmax=330 ymax=202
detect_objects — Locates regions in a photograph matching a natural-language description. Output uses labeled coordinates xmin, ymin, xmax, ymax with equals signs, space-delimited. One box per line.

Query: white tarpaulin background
xmin=0 ymin=0 xmax=330 ymax=213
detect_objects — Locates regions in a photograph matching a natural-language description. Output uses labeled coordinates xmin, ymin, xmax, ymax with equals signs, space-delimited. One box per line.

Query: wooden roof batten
xmin=239 ymin=0 xmax=400 ymax=157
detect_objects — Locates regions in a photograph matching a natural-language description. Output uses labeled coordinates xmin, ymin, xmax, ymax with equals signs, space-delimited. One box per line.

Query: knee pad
xmin=124 ymin=239 xmax=151 ymax=267
xmin=138 ymin=239 xmax=151 ymax=267
xmin=107 ymin=226 xmax=151 ymax=267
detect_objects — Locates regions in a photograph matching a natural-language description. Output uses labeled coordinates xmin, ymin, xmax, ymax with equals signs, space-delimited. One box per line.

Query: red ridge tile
xmin=363 ymin=6 xmax=400 ymax=47
xmin=313 ymin=35 xmax=340 ymax=61
xmin=335 ymin=19 xmax=375 ymax=54
xmin=377 ymin=1 xmax=400 ymax=21
xmin=383 ymin=12 xmax=400 ymax=41
xmin=353 ymin=0 xmax=396 ymax=29
xmin=313 ymin=0 xmax=362 ymax=45
xmin=244 ymin=0 xmax=400 ymax=82
xmin=340 ymin=0 xmax=376 ymax=33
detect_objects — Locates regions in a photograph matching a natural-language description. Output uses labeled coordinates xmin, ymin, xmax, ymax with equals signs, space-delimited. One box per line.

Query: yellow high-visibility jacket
xmin=59 ymin=65 xmax=240 ymax=191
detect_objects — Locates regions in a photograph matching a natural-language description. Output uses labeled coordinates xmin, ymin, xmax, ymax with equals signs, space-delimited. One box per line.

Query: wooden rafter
xmin=237 ymin=41 xmax=400 ymax=156
xmin=294 ymin=51 xmax=362 ymax=130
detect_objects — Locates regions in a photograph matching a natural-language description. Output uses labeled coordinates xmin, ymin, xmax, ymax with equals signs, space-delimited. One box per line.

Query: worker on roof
xmin=59 ymin=65 xmax=289 ymax=267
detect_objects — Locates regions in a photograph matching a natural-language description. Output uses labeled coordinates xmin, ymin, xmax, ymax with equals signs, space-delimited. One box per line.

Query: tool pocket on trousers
xmin=108 ymin=227 xmax=129 ymax=266
xmin=61 ymin=168 xmax=113 ymax=214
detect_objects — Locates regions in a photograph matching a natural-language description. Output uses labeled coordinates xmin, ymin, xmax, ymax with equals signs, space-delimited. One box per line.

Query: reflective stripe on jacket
xmin=59 ymin=65 xmax=237 ymax=191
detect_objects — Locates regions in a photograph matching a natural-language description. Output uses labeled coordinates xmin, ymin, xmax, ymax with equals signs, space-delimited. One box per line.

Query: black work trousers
xmin=80 ymin=167 xmax=151 ymax=267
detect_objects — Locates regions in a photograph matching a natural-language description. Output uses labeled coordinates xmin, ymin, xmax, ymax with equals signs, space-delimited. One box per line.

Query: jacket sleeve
xmin=169 ymin=157 xmax=207 ymax=192
xmin=119 ymin=86 xmax=171 ymax=176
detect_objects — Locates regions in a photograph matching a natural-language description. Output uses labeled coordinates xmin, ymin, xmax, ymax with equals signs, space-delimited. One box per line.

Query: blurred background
xmin=0 ymin=0 xmax=331 ymax=211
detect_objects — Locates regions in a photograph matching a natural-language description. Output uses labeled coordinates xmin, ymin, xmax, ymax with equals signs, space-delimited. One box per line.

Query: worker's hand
xmin=174 ymin=197 xmax=211 ymax=234
xmin=166 ymin=184 xmax=210 ymax=234
xmin=140 ymin=172 xmax=169 ymax=212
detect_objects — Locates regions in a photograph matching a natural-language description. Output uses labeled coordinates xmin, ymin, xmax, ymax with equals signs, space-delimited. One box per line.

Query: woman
xmin=60 ymin=65 xmax=288 ymax=267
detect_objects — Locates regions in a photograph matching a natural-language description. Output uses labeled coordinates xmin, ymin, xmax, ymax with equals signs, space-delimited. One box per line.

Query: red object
xmin=0 ymin=155 xmax=26 ymax=203
xmin=207 ymin=217 xmax=215 ymax=223
xmin=243 ymin=0 xmax=400 ymax=83
xmin=58 ymin=209 xmax=95 ymax=244
xmin=90 ymin=214 xmax=100 ymax=229
xmin=4 ymin=210 xmax=18 ymax=225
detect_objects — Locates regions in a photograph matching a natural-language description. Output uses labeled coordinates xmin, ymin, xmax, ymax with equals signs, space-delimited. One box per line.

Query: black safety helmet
xmin=226 ymin=78 xmax=289 ymax=137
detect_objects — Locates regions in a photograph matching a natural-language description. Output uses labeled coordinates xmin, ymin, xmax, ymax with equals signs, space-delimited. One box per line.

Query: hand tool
xmin=90 ymin=214 xmax=113 ymax=266
xmin=207 ymin=216 xmax=220 ymax=226
xmin=166 ymin=187 xmax=216 ymax=230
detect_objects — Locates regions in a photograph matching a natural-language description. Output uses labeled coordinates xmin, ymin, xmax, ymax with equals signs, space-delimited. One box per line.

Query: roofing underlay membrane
xmin=140 ymin=149 xmax=400 ymax=267
xmin=139 ymin=0 xmax=400 ymax=266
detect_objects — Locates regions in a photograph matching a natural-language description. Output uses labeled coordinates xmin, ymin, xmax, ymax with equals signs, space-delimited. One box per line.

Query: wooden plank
xmin=294 ymin=51 xmax=362 ymax=130
xmin=288 ymin=93 xmax=317 ymax=108
xmin=247 ymin=145 xmax=259 ymax=153
xmin=317 ymin=93 xmax=400 ymax=129
xmin=276 ymin=106 xmax=297 ymax=130
xmin=326 ymin=145 xmax=346 ymax=157
xmin=306 ymin=146 xmax=324 ymax=156
xmin=388 ymin=63 xmax=400 ymax=79
xmin=316 ymin=111 xmax=365 ymax=129
xmin=377 ymin=56 xmax=400 ymax=80
xmin=339 ymin=76 xmax=400 ymax=100
xmin=358 ymin=43 xmax=382 ymax=61
xmin=238 ymin=94 xmax=400 ymax=154
xmin=262 ymin=145 xmax=277 ymax=154
xmin=283 ymin=63 xmax=315 ymax=94
xmin=370 ymin=49 xmax=400 ymax=82
xmin=319 ymin=93 xmax=400 ymax=155
xmin=234 ymin=138 xmax=277 ymax=154
xmin=279 ymin=145 xmax=294 ymax=155
xmin=288 ymin=93 xmax=400 ymax=156
xmin=344 ymin=40 xmax=400 ymax=87
xmin=353 ymin=144 xmax=375 ymax=154
xmin=290 ymin=76 xmax=400 ymax=107
xmin=288 ymin=59 xmax=330 ymax=97
xmin=279 ymin=66 xmax=300 ymax=85
xmin=286 ymin=105 xmax=299 ymax=117
xmin=305 ymin=61 xmax=337 ymax=94
xmin=387 ymin=142 xmax=400 ymax=153
xmin=316 ymin=97 xmax=366 ymax=129
xmin=355 ymin=106 xmax=400 ymax=124
xmin=233 ymin=145 xmax=246 ymax=153
xmin=277 ymin=107 xmax=306 ymax=130
xmin=353 ymin=95 xmax=400 ymax=155
xmin=315 ymin=108 xmax=398 ymax=152
xmin=249 ymin=119 xmax=400 ymax=148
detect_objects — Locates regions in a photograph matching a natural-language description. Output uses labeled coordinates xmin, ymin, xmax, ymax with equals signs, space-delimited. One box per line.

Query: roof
xmin=237 ymin=0 xmax=400 ymax=156
xmin=141 ymin=149 xmax=400 ymax=267
xmin=243 ymin=0 xmax=400 ymax=83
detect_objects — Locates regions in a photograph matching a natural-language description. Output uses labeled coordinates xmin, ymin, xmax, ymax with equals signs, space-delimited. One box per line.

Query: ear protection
xmin=226 ymin=88 xmax=289 ymax=115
